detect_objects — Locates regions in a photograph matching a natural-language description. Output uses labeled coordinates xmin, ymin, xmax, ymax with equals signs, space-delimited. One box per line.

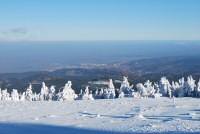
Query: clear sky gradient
xmin=0 ymin=0 xmax=199 ymax=41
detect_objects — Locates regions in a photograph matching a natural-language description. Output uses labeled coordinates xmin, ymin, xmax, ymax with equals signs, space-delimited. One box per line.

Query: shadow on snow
xmin=0 ymin=122 xmax=200 ymax=134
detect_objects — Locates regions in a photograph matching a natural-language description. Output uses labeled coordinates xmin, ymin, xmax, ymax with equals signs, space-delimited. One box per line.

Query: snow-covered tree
xmin=58 ymin=81 xmax=77 ymax=101
xmin=136 ymin=80 xmax=156 ymax=98
xmin=32 ymin=92 xmax=40 ymax=101
xmin=196 ymin=79 xmax=200 ymax=97
xmin=78 ymin=89 xmax=83 ymax=99
xmin=25 ymin=84 xmax=33 ymax=101
xmin=118 ymin=91 xmax=125 ymax=98
xmin=154 ymin=83 xmax=160 ymax=93
xmin=173 ymin=76 xmax=196 ymax=97
xmin=168 ymin=87 xmax=172 ymax=98
xmin=94 ymin=88 xmax=104 ymax=99
xmin=39 ymin=82 xmax=49 ymax=101
xmin=11 ymin=89 xmax=19 ymax=101
xmin=152 ymin=83 xmax=162 ymax=98
xmin=99 ymin=88 xmax=104 ymax=98
xmin=1 ymin=75 xmax=200 ymax=102
xmin=159 ymin=77 xmax=172 ymax=97
xmin=120 ymin=76 xmax=134 ymax=96
xmin=19 ymin=92 xmax=25 ymax=101
xmin=171 ymin=81 xmax=179 ymax=97
xmin=175 ymin=77 xmax=185 ymax=97
xmin=136 ymin=83 xmax=147 ymax=97
xmin=103 ymin=79 xmax=116 ymax=99
xmin=144 ymin=80 xmax=156 ymax=97
xmin=185 ymin=76 xmax=196 ymax=97
xmin=1 ymin=89 xmax=10 ymax=101
xmin=94 ymin=89 xmax=98 ymax=98
xmin=165 ymin=76 xmax=197 ymax=97
xmin=48 ymin=85 xmax=56 ymax=100
xmin=81 ymin=86 xmax=94 ymax=100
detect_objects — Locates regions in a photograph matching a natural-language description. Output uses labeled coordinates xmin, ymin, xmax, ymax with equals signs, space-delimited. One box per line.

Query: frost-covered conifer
xmin=171 ymin=81 xmax=178 ymax=96
xmin=94 ymin=88 xmax=104 ymax=99
xmin=1 ymin=89 xmax=10 ymax=101
xmin=196 ymin=79 xmax=200 ymax=97
xmin=136 ymin=80 xmax=158 ymax=98
xmin=103 ymin=79 xmax=116 ymax=99
xmin=58 ymin=81 xmax=77 ymax=101
xmin=118 ymin=91 xmax=125 ymax=98
xmin=11 ymin=89 xmax=19 ymax=101
xmin=78 ymin=89 xmax=83 ymax=99
xmin=144 ymin=80 xmax=155 ymax=97
xmin=19 ymin=92 xmax=25 ymax=101
xmin=94 ymin=89 xmax=98 ymax=98
xmin=32 ymin=93 xmax=40 ymax=101
xmin=159 ymin=77 xmax=172 ymax=97
xmin=39 ymin=82 xmax=49 ymax=101
xmin=176 ymin=77 xmax=185 ymax=97
xmin=136 ymin=83 xmax=147 ymax=97
xmin=82 ymin=86 xmax=94 ymax=100
xmin=185 ymin=76 xmax=196 ymax=97
xmin=48 ymin=85 xmax=56 ymax=100
xmin=25 ymin=84 xmax=33 ymax=101
xmin=120 ymin=76 xmax=134 ymax=96
xmin=153 ymin=83 xmax=162 ymax=98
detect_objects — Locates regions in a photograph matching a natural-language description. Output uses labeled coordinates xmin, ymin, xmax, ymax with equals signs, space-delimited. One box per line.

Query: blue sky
xmin=0 ymin=0 xmax=199 ymax=41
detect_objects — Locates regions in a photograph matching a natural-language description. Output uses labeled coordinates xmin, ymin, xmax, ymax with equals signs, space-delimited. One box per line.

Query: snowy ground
xmin=0 ymin=98 xmax=200 ymax=134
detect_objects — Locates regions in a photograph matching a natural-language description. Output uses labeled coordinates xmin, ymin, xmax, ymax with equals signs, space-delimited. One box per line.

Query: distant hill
xmin=1 ymin=56 xmax=200 ymax=93
xmin=1 ymin=41 xmax=200 ymax=73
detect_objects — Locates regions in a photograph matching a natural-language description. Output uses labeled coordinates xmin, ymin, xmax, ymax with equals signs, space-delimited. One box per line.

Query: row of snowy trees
xmin=0 ymin=75 xmax=200 ymax=101
xmin=136 ymin=76 xmax=200 ymax=98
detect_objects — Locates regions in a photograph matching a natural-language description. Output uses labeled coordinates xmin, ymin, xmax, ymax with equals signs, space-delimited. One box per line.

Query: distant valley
xmin=1 ymin=55 xmax=200 ymax=93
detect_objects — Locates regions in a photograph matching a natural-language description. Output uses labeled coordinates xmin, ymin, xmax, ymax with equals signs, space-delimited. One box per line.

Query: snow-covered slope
xmin=0 ymin=98 xmax=200 ymax=134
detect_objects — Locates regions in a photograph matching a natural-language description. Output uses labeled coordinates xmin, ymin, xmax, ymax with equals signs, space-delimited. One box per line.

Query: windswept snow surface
xmin=0 ymin=98 xmax=200 ymax=134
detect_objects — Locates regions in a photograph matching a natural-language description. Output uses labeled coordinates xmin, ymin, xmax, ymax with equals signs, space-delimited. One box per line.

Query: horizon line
xmin=0 ymin=40 xmax=200 ymax=43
